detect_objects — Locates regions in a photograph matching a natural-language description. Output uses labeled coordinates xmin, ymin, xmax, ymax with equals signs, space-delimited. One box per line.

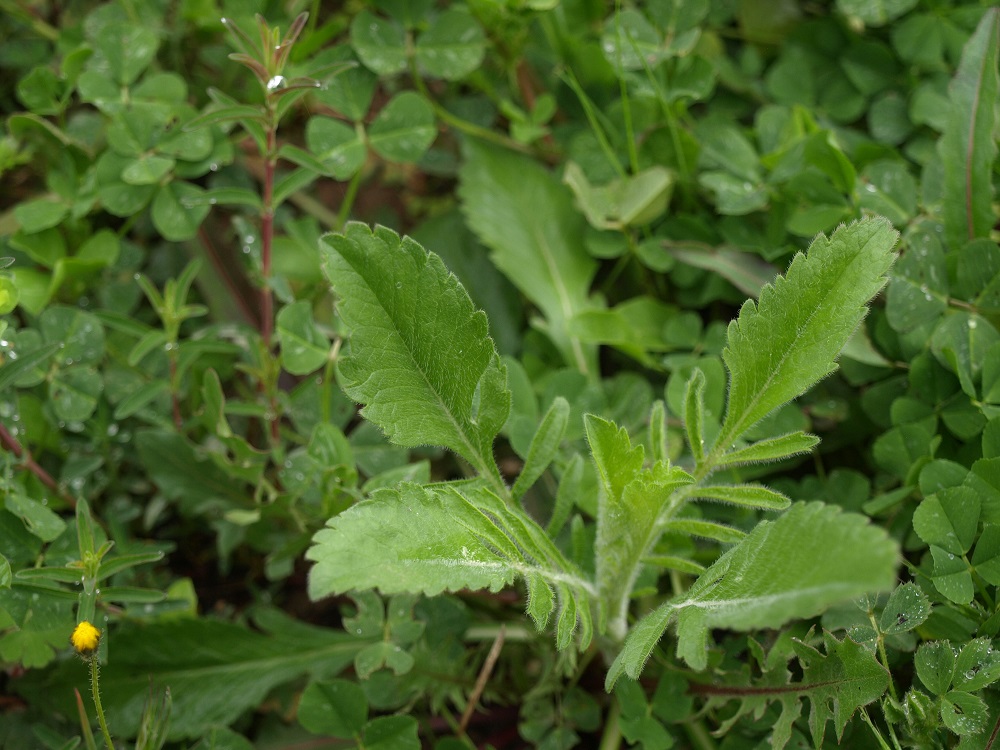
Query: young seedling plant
xmin=306 ymin=214 xmax=902 ymax=735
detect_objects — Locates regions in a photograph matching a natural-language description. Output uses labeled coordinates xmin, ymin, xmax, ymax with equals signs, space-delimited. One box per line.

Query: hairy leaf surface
xmin=586 ymin=416 xmax=693 ymax=638
xmin=697 ymin=632 xmax=890 ymax=750
xmin=607 ymin=502 xmax=898 ymax=684
xmin=307 ymin=483 xmax=596 ymax=642
xmin=718 ymin=218 xmax=897 ymax=448
xmin=321 ymin=223 xmax=509 ymax=489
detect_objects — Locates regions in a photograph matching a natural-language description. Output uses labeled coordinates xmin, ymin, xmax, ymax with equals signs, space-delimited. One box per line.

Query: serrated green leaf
xmin=878 ymin=582 xmax=930 ymax=635
xmin=916 ymin=640 xmax=956 ymax=696
xmin=306 ymin=483 xmax=594 ymax=645
xmin=660 ymin=519 xmax=746 ymax=544
xmin=939 ymin=9 xmax=999 ymax=250
xmin=790 ymin=633 xmax=892 ymax=747
xmin=716 ymin=432 xmax=820 ymax=469
xmin=953 ymin=638 xmax=1000 ymax=692
xmin=321 ymin=223 xmax=509 ymax=492
xmin=460 ymin=140 xmax=599 ymax=377
xmin=511 ymin=396 xmax=569 ymax=501
xmin=717 ymin=218 xmax=898 ymax=449
xmin=942 ymin=690 xmax=989 ymax=735
xmin=608 ymin=502 xmax=898 ymax=683
xmin=0 ymin=555 xmax=10 ymax=589
xmin=693 ymin=484 xmax=790 ymax=510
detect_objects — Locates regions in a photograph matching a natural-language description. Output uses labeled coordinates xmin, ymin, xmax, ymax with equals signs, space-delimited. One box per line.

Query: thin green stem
xmin=409 ymin=65 xmax=532 ymax=154
xmin=597 ymin=698 xmax=622 ymax=750
xmin=1 ymin=0 xmax=59 ymax=40
xmin=859 ymin=707 xmax=893 ymax=750
xmin=684 ymin=719 xmax=718 ymax=750
xmin=613 ymin=0 xmax=639 ymax=175
xmin=89 ymin=657 xmax=114 ymax=750
xmin=558 ymin=68 xmax=626 ymax=179
xmin=336 ymin=166 xmax=364 ymax=230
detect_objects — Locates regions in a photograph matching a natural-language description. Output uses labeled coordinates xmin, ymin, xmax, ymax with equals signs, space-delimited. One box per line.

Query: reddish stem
xmin=261 ymin=127 xmax=276 ymax=349
xmin=0 ymin=421 xmax=75 ymax=507
xmin=261 ymin=124 xmax=280 ymax=444
xmin=168 ymin=354 xmax=183 ymax=431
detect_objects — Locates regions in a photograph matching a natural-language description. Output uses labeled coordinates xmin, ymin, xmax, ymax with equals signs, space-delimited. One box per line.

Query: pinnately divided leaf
xmin=699 ymin=632 xmax=890 ymax=750
xmin=307 ymin=482 xmax=597 ymax=644
xmin=717 ymin=218 xmax=898 ymax=450
xmin=321 ymin=223 xmax=510 ymax=492
xmin=607 ymin=502 xmax=898 ymax=686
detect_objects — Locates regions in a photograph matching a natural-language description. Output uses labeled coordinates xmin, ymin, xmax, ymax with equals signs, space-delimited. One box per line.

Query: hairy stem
xmin=89 ymin=657 xmax=114 ymax=750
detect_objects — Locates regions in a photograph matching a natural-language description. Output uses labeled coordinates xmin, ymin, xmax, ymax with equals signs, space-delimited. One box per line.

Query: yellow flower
xmin=71 ymin=620 xmax=100 ymax=656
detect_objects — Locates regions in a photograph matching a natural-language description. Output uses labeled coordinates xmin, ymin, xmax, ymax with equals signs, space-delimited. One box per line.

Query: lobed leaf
xmin=307 ymin=483 xmax=596 ymax=644
xmin=607 ymin=502 xmax=898 ymax=685
xmin=321 ymin=223 xmax=510 ymax=491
